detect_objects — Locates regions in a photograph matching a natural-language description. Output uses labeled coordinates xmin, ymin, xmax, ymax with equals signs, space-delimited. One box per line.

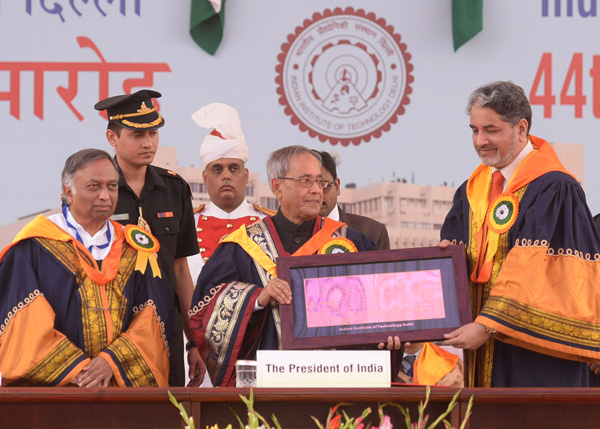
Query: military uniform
xmin=95 ymin=89 xmax=201 ymax=386
xmin=112 ymin=163 xmax=198 ymax=288
xmin=187 ymin=201 xmax=274 ymax=284
xmin=112 ymin=162 xmax=199 ymax=386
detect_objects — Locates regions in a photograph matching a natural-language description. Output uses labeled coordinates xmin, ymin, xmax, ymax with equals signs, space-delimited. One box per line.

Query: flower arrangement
xmin=312 ymin=385 xmax=473 ymax=429
xmin=168 ymin=391 xmax=199 ymax=429
xmin=228 ymin=389 xmax=282 ymax=429
xmin=168 ymin=385 xmax=473 ymax=429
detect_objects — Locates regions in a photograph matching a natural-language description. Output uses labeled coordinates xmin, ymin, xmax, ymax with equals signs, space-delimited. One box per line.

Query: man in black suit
xmin=316 ymin=151 xmax=390 ymax=250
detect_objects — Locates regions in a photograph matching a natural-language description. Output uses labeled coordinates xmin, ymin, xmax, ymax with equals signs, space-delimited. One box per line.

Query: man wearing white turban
xmin=187 ymin=103 xmax=274 ymax=287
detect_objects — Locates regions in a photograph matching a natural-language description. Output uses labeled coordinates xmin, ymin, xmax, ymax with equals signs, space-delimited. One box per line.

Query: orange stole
xmin=414 ymin=343 xmax=460 ymax=386
xmin=1 ymin=215 xmax=124 ymax=286
xmin=219 ymin=217 xmax=347 ymax=277
xmin=466 ymin=136 xmax=572 ymax=285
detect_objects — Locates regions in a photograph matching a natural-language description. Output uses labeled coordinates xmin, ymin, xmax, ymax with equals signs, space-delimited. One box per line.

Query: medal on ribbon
xmin=318 ymin=237 xmax=358 ymax=254
xmin=487 ymin=192 xmax=519 ymax=234
xmin=124 ymin=224 xmax=161 ymax=278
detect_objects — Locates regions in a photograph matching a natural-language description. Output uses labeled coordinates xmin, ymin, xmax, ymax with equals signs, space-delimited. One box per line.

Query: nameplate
xmin=110 ymin=213 xmax=129 ymax=221
xmin=256 ymin=350 xmax=390 ymax=388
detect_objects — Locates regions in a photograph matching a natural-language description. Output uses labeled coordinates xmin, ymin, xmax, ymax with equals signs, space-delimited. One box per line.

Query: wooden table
xmin=1 ymin=386 xmax=599 ymax=428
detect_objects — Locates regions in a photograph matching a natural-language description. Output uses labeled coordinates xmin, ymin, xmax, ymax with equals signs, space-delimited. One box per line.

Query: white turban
xmin=192 ymin=103 xmax=249 ymax=167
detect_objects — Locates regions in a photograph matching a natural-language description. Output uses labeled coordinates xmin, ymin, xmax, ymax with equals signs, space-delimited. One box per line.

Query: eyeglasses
xmin=277 ymin=175 xmax=331 ymax=189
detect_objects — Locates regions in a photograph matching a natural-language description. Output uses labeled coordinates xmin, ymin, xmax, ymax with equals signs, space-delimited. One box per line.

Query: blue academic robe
xmin=190 ymin=215 xmax=377 ymax=386
xmin=442 ymin=170 xmax=600 ymax=387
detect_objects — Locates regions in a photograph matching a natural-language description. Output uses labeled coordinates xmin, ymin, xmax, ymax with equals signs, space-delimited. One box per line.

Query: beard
xmin=477 ymin=131 xmax=521 ymax=169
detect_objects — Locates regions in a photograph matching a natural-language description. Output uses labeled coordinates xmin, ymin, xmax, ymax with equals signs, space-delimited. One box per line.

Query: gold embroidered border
xmin=246 ymin=221 xmax=280 ymax=341
xmin=34 ymin=238 xmax=108 ymax=356
xmin=1 ymin=290 xmax=41 ymax=336
xmin=36 ymin=238 xmax=80 ymax=275
xmin=465 ymin=185 xmax=527 ymax=387
xmin=514 ymin=238 xmax=600 ymax=261
xmin=246 ymin=220 xmax=279 ymax=287
xmin=189 ymin=284 xmax=224 ymax=316
xmin=36 ymin=238 xmax=138 ymax=357
xmin=79 ymin=273 xmax=110 ymax=357
xmin=484 ymin=295 xmax=600 ymax=347
xmin=132 ymin=299 xmax=168 ymax=352
xmin=121 ymin=115 xmax=163 ymax=129
xmin=205 ymin=282 xmax=256 ymax=380
xmin=9 ymin=339 xmax=85 ymax=386
xmin=110 ymin=106 xmax=157 ymax=120
xmin=105 ymin=244 xmax=137 ymax=345
xmin=106 ymin=335 xmax=157 ymax=387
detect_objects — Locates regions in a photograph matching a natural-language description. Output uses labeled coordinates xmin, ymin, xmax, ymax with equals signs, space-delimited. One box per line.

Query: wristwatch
xmin=186 ymin=340 xmax=197 ymax=352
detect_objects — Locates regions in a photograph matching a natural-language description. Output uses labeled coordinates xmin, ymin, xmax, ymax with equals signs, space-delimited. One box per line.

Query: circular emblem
xmin=124 ymin=225 xmax=160 ymax=252
xmin=318 ymin=237 xmax=358 ymax=254
xmin=275 ymin=7 xmax=413 ymax=146
xmin=487 ymin=193 xmax=520 ymax=234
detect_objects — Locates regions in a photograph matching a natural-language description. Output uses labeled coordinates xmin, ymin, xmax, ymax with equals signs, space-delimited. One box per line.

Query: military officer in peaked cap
xmin=95 ymin=89 xmax=205 ymax=386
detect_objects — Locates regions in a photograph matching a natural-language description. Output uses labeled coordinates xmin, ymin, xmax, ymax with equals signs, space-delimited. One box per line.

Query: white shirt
xmin=47 ymin=207 xmax=115 ymax=260
xmin=326 ymin=204 xmax=341 ymax=221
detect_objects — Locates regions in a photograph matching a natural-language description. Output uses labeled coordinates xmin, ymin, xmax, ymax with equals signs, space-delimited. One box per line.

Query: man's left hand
xmin=73 ymin=356 xmax=113 ymax=387
xmin=442 ymin=322 xmax=491 ymax=350
xmin=187 ymin=347 xmax=207 ymax=387
xmin=590 ymin=361 xmax=600 ymax=375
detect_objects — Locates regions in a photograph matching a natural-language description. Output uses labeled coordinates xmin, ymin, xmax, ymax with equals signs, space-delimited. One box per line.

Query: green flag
xmin=452 ymin=0 xmax=483 ymax=52
xmin=189 ymin=0 xmax=226 ymax=55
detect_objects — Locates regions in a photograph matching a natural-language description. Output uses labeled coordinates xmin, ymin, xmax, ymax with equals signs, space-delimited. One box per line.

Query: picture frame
xmin=277 ymin=244 xmax=472 ymax=350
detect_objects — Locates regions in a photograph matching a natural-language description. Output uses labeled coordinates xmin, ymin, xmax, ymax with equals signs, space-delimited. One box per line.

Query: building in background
xmin=152 ymin=142 xmax=584 ymax=250
xmin=0 ymin=143 xmax=584 ymax=250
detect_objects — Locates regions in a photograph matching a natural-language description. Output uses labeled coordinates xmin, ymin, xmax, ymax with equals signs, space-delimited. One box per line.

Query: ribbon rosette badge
xmin=124 ymin=225 xmax=161 ymax=278
xmin=487 ymin=192 xmax=519 ymax=234
xmin=135 ymin=233 xmax=150 ymax=246
xmin=318 ymin=237 xmax=358 ymax=254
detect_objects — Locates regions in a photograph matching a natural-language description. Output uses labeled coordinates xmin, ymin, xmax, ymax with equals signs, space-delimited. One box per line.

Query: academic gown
xmin=442 ymin=137 xmax=600 ymax=387
xmin=0 ymin=216 xmax=174 ymax=387
xmin=189 ymin=213 xmax=377 ymax=386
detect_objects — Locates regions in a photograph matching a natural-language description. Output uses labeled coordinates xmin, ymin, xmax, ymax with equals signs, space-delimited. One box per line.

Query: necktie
xmin=403 ymin=354 xmax=416 ymax=378
xmin=489 ymin=170 xmax=505 ymax=202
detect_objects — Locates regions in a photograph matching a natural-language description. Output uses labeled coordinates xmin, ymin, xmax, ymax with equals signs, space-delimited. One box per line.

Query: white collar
xmin=326 ymin=204 xmax=341 ymax=221
xmin=47 ymin=207 xmax=115 ymax=260
xmin=404 ymin=347 xmax=423 ymax=359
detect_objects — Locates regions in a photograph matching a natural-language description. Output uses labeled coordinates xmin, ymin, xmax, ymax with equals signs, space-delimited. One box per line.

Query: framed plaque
xmin=277 ymin=245 xmax=472 ymax=350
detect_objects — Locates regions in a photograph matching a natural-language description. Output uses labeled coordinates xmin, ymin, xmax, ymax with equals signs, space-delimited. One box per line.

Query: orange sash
xmin=1 ymin=215 xmax=124 ymax=285
xmin=466 ymin=136 xmax=572 ymax=284
xmin=219 ymin=217 xmax=346 ymax=277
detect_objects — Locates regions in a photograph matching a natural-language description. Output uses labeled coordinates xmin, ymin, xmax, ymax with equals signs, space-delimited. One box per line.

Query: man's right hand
xmin=257 ymin=278 xmax=292 ymax=306
xmin=71 ymin=356 xmax=113 ymax=387
xmin=187 ymin=347 xmax=207 ymax=387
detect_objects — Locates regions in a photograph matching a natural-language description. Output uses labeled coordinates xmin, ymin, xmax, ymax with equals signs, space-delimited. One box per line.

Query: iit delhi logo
xmin=275 ymin=7 xmax=414 ymax=146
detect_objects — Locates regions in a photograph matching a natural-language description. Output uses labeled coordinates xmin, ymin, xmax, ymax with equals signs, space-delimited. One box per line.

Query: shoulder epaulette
xmin=193 ymin=204 xmax=206 ymax=214
xmin=252 ymin=204 xmax=276 ymax=216
xmin=152 ymin=165 xmax=186 ymax=180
